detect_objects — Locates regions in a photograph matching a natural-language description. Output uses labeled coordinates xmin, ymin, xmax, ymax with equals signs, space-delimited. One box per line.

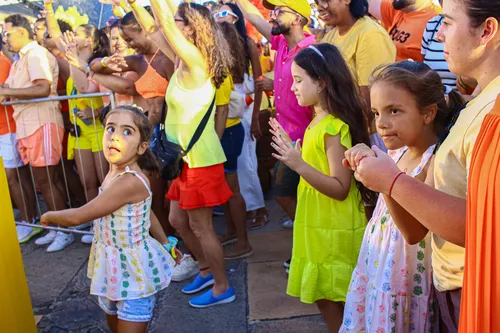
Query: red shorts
xmin=167 ymin=163 xmax=233 ymax=210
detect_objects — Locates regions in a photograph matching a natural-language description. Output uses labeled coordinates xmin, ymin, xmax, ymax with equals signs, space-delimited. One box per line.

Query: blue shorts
xmin=221 ymin=122 xmax=245 ymax=174
xmin=98 ymin=295 xmax=156 ymax=322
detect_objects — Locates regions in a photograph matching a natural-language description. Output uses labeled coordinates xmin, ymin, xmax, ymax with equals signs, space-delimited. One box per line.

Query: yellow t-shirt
xmin=165 ymin=70 xmax=226 ymax=168
xmin=66 ymin=77 xmax=104 ymax=129
xmin=215 ymin=74 xmax=240 ymax=128
xmin=321 ymin=16 xmax=396 ymax=86
xmin=432 ymin=74 xmax=500 ymax=292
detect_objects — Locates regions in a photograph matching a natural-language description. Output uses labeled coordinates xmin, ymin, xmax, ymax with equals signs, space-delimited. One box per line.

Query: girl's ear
xmin=138 ymin=141 xmax=149 ymax=156
xmin=422 ymin=104 xmax=438 ymax=125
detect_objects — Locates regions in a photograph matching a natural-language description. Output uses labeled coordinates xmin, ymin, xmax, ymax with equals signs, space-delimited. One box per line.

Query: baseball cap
xmin=263 ymin=0 xmax=312 ymax=21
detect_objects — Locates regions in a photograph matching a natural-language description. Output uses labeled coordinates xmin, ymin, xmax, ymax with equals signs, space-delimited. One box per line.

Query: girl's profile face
xmin=74 ymin=26 xmax=89 ymax=50
xmin=291 ymin=61 xmax=322 ymax=107
xmin=371 ymin=81 xmax=434 ymax=150
xmin=103 ymin=111 xmax=147 ymax=166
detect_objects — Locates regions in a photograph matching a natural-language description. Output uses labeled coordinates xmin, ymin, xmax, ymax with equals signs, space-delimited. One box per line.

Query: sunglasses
xmin=214 ymin=10 xmax=239 ymax=20
xmin=270 ymin=8 xmax=299 ymax=17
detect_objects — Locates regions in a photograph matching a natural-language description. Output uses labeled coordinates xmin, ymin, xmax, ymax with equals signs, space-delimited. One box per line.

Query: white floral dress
xmin=340 ymin=146 xmax=438 ymax=333
xmin=88 ymin=167 xmax=175 ymax=301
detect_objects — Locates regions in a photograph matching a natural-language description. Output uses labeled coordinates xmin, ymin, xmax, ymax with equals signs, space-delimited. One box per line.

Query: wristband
xmin=101 ymin=57 xmax=108 ymax=68
xmin=389 ymin=171 xmax=405 ymax=197
xmin=119 ymin=1 xmax=128 ymax=8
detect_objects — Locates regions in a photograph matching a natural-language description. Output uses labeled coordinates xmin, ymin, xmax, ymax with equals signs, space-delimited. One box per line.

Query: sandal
xmin=248 ymin=215 xmax=270 ymax=230
xmin=218 ymin=234 xmax=237 ymax=246
xmin=224 ymin=245 xmax=253 ymax=260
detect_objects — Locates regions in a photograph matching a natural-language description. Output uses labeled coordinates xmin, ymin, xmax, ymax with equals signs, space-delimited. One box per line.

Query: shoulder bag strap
xmin=184 ymin=95 xmax=216 ymax=154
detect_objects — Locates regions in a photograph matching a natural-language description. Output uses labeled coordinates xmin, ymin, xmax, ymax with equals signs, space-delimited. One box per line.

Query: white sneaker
xmin=46 ymin=232 xmax=74 ymax=252
xmin=35 ymin=229 xmax=57 ymax=245
xmin=81 ymin=227 xmax=94 ymax=244
xmin=16 ymin=224 xmax=39 ymax=243
xmin=172 ymin=254 xmax=199 ymax=282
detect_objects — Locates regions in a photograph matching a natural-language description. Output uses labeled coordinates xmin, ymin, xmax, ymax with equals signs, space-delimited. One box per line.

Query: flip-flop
xmin=219 ymin=235 xmax=237 ymax=246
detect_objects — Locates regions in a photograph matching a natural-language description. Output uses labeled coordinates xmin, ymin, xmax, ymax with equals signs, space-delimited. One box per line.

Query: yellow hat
xmin=263 ymin=0 xmax=311 ymax=22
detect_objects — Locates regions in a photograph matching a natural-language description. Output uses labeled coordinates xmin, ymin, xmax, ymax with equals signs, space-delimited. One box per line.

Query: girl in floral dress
xmin=341 ymin=61 xmax=463 ymax=332
xmin=41 ymin=105 xmax=175 ymax=333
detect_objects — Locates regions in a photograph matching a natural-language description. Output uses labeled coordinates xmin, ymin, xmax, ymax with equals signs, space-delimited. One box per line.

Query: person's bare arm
xmin=149 ymin=211 xmax=168 ymax=244
xmin=92 ymin=73 xmax=138 ymax=96
xmin=151 ymin=0 xmax=207 ymax=80
xmin=44 ymin=0 xmax=65 ymax=53
xmin=382 ymin=157 xmax=433 ymax=245
xmin=40 ymin=174 xmax=149 ymax=227
xmin=248 ymin=39 xmax=263 ymax=139
xmin=90 ymin=54 xmax=138 ymax=74
xmin=235 ymin=0 xmax=271 ymax=42
xmin=0 ymin=79 xmax=50 ymax=99
xmin=215 ymin=105 xmax=229 ymax=140
xmin=128 ymin=1 xmax=176 ymax=61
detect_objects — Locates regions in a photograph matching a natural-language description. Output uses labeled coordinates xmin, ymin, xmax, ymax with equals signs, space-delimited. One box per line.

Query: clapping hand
xmin=103 ymin=54 xmax=128 ymax=72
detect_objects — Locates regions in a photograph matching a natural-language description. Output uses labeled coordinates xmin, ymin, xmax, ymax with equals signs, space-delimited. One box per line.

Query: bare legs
xmin=106 ymin=315 xmax=148 ymax=333
xmin=316 ymin=300 xmax=344 ymax=332
xmin=6 ymin=166 xmax=37 ymax=222
xmin=169 ymin=201 xmax=229 ymax=296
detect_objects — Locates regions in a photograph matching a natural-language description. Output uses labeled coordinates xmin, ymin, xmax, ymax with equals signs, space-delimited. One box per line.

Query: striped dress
xmin=421 ymin=15 xmax=457 ymax=93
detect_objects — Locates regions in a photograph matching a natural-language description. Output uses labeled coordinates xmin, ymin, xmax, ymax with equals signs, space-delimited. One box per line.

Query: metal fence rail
xmin=3 ymin=92 xmax=115 ymax=236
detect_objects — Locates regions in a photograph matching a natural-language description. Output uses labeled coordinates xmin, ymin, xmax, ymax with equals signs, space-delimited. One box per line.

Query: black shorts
xmin=274 ymin=160 xmax=300 ymax=197
xmin=221 ymin=122 xmax=244 ymax=174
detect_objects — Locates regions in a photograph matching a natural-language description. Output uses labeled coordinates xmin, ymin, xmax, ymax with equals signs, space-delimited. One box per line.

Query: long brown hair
xmin=219 ymin=22 xmax=246 ymax=83
xmin=177 ymin=3 xmax=234 ymax=88
xmin=370 ymin=61 xmax=464 ymax=136
xmin=294 ymin=43 xmax=375 ymax=206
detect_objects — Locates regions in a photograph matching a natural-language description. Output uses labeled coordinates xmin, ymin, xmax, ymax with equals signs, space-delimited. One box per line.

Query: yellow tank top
xmin=165 ymin=70 xmax=226 ymax=168
xmin=66 ymin=77 xmax=104 ymax=129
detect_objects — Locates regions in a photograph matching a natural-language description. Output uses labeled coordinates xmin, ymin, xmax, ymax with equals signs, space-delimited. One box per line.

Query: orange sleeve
xmin=0 ymin=56 xmax=12 ymax=83
xmin=380 ymin=0 xmax=396 ymax=28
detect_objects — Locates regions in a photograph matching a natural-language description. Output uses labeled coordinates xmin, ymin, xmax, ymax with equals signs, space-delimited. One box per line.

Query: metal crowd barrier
xmin=2 ymin=92 xmax=116 ymax=236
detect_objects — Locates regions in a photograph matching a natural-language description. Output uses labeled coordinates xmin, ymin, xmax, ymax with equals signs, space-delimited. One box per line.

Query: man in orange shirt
xmin=0 ymin=34 xmax=38 ymax=243
xmin=366 ymin=0 xmax=440 ymax=61
xmin=1 ymin=14 xmax=74 ymax=252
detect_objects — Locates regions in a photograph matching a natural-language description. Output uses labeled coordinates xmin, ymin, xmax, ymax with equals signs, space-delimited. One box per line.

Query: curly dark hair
xmin=294 ymin=43 xmax=376 ymax=206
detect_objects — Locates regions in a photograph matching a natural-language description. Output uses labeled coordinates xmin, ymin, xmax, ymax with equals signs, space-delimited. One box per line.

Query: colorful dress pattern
xmin=88 ymin=167 xmax=175 ymax=301
xmin=340 ymin=146 xmax=438 ymax=333
xmin=287 ymin=114 xmax=367 ymax=304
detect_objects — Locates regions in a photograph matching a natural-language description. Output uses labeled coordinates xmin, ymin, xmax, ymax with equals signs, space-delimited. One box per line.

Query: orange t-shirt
xmin=0 ymin=55 xmax=15 ymax=135
xmin=380 ymin=0 xmax=440 ymax=61
xmin=460 ymin=94 xmax=500 ymax=333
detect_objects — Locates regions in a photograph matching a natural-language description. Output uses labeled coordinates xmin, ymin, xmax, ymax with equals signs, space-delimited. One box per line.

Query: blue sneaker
xmin=181 ymin=273 xmax=215 ymax=295
xmin=189 ymin=286 xmax=236 ymax=308
xmin=213 ymin=206 xmax=224 ymax=216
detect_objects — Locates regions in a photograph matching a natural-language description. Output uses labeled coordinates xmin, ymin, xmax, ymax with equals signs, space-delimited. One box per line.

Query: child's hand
xmin=40 ymin=212 xmax=52 ymax=227
xmin=343 ymin=144 xmax=376 ymax=170
xmin=268 ymin=117 xmax=292 ymax=144
xmin=271 ymin=137 xmax=304 ymax=172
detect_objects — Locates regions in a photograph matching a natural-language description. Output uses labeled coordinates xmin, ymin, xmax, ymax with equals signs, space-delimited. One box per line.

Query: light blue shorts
xmin=98 ymin=295 xmax=156 ymax=322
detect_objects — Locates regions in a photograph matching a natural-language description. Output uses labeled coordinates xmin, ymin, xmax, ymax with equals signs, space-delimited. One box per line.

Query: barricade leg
xmin=0 ymin=158 xmax=37 ymax=333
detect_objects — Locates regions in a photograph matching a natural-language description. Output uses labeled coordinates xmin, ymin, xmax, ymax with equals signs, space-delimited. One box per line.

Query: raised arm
xmin=248 ymin=39 xmax=263 ymax=139
xmin=127 ymin=0 xmax=176 ymax=61
xmin=150 ymin=0 xmax=207 ymax=78
xmin=44 ymin=0 xmax=65 ymax=53
xmin=235 ymin=0 xmax=271 ymax=42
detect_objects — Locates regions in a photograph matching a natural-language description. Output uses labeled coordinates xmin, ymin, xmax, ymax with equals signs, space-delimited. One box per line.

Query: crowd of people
xmin=1 ymin=0 xmax=499 ymax=332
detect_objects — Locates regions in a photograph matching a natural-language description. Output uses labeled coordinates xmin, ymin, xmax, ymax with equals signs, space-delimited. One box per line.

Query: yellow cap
xmin=263 ymin=0 xmax=311 ymax=22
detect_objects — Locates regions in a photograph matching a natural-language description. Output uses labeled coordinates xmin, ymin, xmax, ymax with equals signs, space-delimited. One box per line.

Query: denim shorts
xmin=221 ymin=122 xmax=245 ymax=174
xmin=98 ymin=295 xmax=156 ymax=322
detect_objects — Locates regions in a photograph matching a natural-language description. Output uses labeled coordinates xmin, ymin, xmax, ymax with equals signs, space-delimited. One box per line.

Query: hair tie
xmin=308 ymin=45 xmax=325 ymax=60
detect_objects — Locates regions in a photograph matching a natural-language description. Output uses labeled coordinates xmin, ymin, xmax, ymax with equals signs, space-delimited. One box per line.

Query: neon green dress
xmin=286 ymin=114 xmax=367 ymax=304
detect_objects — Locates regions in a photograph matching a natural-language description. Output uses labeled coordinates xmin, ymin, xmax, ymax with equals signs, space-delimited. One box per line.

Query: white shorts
xmin=0 ymin=133 xmax=24 ymax=168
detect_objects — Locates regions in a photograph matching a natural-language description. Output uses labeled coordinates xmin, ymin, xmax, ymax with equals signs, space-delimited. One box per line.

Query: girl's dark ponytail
xmin=138 ymin=148 xmax=159 ymax=173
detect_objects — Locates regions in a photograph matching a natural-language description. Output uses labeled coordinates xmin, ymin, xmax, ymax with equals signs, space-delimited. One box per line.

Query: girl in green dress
xmin=270 ymin=43 xmax=374 ymax=332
